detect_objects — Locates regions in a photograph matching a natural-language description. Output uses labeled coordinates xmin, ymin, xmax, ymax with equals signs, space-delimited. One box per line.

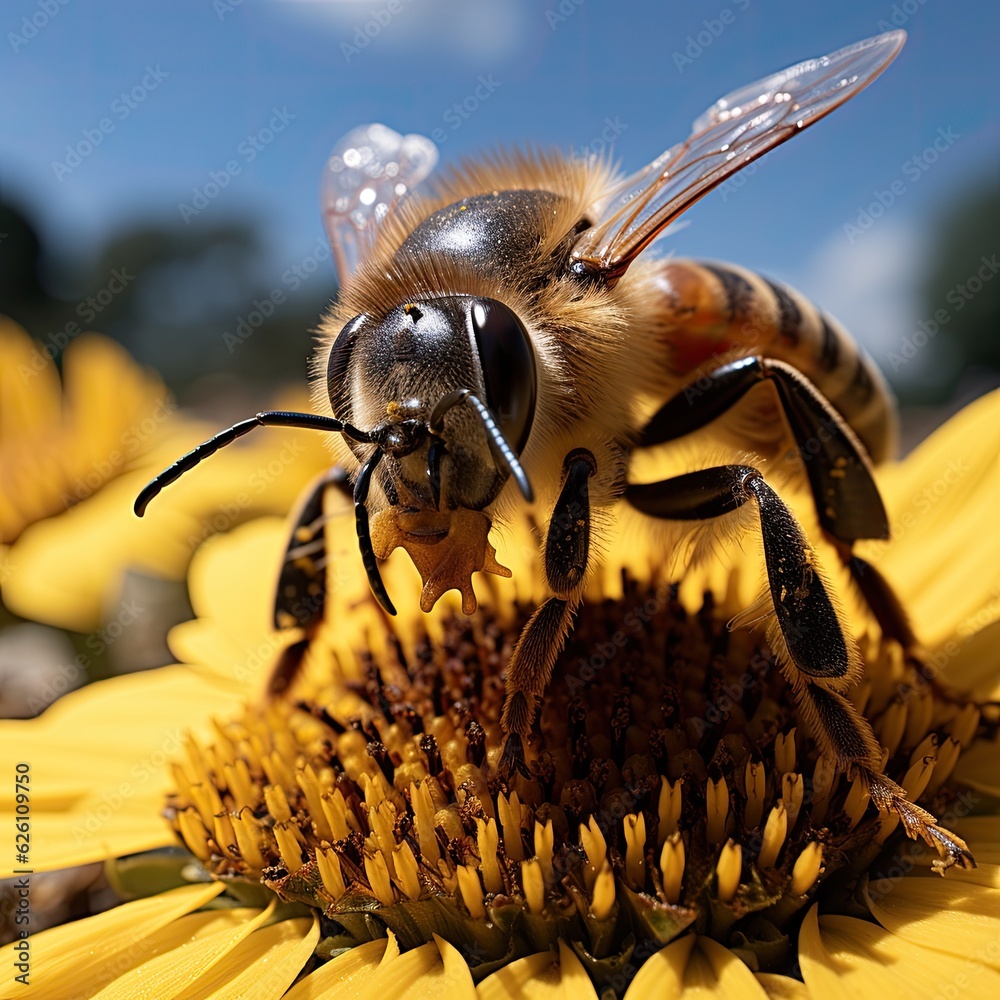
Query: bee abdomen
xmin=650 ymin=259 xmax=898 ymax=462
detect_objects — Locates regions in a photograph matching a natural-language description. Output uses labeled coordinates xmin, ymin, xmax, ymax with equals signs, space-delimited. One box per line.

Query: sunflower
xmin=0 ymin=320 xmax=331 ymax=635
xmin=0 ymin=390 xmax=997 ymax=998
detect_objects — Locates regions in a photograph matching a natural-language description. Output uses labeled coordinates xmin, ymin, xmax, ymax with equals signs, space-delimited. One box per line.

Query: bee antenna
xmin=134 ymin=410 xmax=371 ymax=517
xmin=429 ymin=390 xmax=534 ymax=503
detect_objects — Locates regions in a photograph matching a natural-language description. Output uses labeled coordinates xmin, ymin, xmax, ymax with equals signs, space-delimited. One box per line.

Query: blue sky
xmin=2 ymin=0 xmax=997 ymax=389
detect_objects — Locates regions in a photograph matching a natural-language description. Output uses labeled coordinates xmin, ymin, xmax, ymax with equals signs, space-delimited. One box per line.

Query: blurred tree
xmin=0 ymin=196 xmax=336 ymax=397
xmin=918 ymin=178 xmax=1000 ymax=401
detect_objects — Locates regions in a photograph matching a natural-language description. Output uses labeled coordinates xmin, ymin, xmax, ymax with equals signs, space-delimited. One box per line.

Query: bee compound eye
xmin=469 ymin=299 xmax=537 ymax=454
xmin=326 ymin=313 xmax=365 ymax=421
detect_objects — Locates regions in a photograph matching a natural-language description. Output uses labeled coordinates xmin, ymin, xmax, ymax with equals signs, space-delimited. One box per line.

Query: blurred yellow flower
xmin=0 ymin=320 xmax=330 ymax=634
xmin=0 ymin=391 xmax=997 ymax=998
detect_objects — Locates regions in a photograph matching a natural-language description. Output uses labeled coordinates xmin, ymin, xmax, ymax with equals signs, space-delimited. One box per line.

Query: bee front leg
xmin=499 ymin=449 xmax=597 ymax=779
xmin=626 ymin=464 xmax=975 ymax=870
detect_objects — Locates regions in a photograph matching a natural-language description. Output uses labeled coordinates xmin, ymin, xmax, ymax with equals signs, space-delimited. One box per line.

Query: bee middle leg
xmin=626 ymin=464 xmax=974 ymax=870
xmin=499 ymin=448 xmax=597 ymax=778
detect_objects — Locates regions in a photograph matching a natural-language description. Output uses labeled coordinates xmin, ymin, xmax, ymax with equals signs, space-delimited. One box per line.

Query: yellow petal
xmin=952 ymin=739 xmax=1000 ymax=797
xmin=0 ymin=327 xmax=167 ymax=542
xmin=865 ymin=877 xmax=1000 ymax=970
xmin=941 ymin=619 xmax=1000 ymax=700
xmin=0 ymin=666 xmax=245 ymax=874
xmin=90 ymin=905 xmax=272 ymax=1000
xmin=433 ymin=936 xmax=479 ymax=1000
xmin=860 ymin=389 xmax=1000 ymax=647
xmin=283 ymin=938 xmax=387 ymax=999
xmin=4 ymin=401 xmax=331 ymax=633
xmin=168 ymin=517 xmax=295 ymax=692
xmin=951 ymin=816 xmax=1000 ymax=866
xmin=686 ymin=937 xmax=771 ymax=999
xmin=799 ymin=904 xmax=1000 ymax=999
xmin=625 ymin=935 xmax=771 ymax=1000
xmin=756 ymin=972 xmax=812 ymax=999
xmin=0 ymin=882 xmax=223 ymax=999
xmin=477 ymin=942 xmax=599 ymax=1000
xmin=623 ymin=935 xmax=693 ymax=998
xmin=172 ymin=916 xmax=318 ymax=1000
xmin=0 ymin=320 xmax=61 ymax=442
xmin=350 ymin=937 xmax=478 ymax=999
xmin=476 ymin=953 xmax=557 ymax=999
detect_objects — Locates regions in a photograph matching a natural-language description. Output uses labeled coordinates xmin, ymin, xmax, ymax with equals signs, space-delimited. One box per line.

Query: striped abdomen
xmin=648 ymin=259 xmax=898 ymax=462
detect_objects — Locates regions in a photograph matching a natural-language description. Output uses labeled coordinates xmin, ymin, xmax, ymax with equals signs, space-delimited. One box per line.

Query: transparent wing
xmin=570 ymin=31 xmax=906 ymax=283
xmin=321 ymin=123 xmax=438 ymax=284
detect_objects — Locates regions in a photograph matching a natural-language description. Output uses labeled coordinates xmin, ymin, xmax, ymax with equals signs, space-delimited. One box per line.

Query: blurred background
xmin=2 ymin=0 xmax=997 ymax=412
xmin=0 ymin=0 xmax=996 ymax=933
xmin=0 ymin=0 xmax=997 ymax=710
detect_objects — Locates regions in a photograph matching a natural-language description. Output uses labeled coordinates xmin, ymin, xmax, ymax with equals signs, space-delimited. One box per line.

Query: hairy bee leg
xmin=273 ymin=468 xmax=350 ymax=631
xmin=269 ymin=469 xmax=353 ymax=696
xmin=544 ymin=449 xmax=598 ymax=593
xmin=801 ymin=684 xmax=975 ymax=871
xmin=627 ymin=464 xmax=853 ymax=679
xmin=499 ymin=450 xmax=596 ymax=779
xmin=499 ymin=597 xmax=576 ymax=780
xmin=626 ymin=465 xmax=976 ymax=871
xmin=639 ymin=356 xmax=889 ymax=542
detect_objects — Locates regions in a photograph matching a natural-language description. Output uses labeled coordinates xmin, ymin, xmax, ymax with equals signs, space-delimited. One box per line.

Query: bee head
xmin=326 ymin=295 xmax=536 ymax=510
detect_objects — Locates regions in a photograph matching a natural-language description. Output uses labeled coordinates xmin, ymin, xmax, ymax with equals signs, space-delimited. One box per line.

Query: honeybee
xmin=136 ymin=30 xmax=974 ymax=869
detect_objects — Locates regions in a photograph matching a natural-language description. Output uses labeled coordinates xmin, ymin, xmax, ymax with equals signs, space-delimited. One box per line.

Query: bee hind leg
xmin=499 ymin=449 xmax=596 ymax=782
xmin=628 ymin=464 xmax=855 ymax=680
xmin=626 ymin=464 xmax=975 ymax=871
xmin=641 ymin=356 xmax=889 ymax=543
xmin=643 ymin=357 xmax=925 ymax=657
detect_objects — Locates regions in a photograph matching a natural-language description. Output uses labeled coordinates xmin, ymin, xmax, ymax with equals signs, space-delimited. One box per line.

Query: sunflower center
xmin=167 ymin=575 xmax=981 ymax=991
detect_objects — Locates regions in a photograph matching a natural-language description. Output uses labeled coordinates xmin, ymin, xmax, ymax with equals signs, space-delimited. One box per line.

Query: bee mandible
xmin=136 ymin=30 xmax=975 ymax=871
